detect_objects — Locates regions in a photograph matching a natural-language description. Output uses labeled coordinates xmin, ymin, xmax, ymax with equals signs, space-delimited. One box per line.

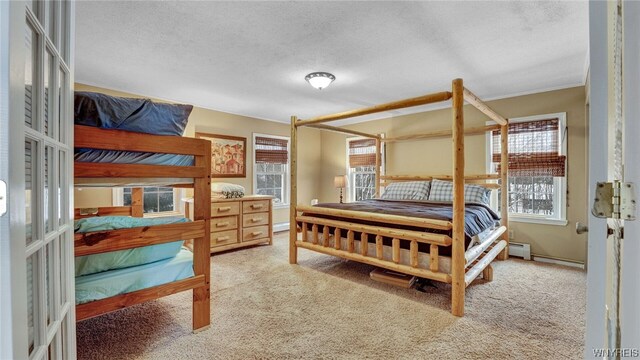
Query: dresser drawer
xmin=243 ymin=200 xmax=270 ymax=214
xmin=242 ymin=225 xmax=269 ymax=242
xmin=212 ymin=216 xmax=238 ymax=231
xmin=211 ymin=202 xmax=240 ymax=217
xmin=242 ymin=212 xmax=269 ymax=227
xmin=210 ymin=229 xmax=238 ymax=247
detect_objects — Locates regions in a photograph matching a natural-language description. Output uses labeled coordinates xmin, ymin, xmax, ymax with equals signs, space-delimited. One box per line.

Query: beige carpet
xmin=77 ymin=232 xmax=586 ymax=359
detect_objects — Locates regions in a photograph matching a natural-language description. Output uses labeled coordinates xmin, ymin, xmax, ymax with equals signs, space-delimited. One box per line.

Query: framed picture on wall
xmin=196 ymin=132 xmax=247 ymax=178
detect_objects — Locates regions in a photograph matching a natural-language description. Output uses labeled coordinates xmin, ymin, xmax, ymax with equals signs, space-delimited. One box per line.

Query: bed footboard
xmin=295 ymin=206 xmax=506 ymax=316
xmin=295 ymin=206 xmax=454 ymax=284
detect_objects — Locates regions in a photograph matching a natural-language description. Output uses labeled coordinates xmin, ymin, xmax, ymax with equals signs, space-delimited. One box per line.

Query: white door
xmin=585 ymin=1 xmax=640 ymax=357
xmin=620 ymin=1 xmax=640 ymax=350
xmin=0 ymin=1 xmax=75 ymax=359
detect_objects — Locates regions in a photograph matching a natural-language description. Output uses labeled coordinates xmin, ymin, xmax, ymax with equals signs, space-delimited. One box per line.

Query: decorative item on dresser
xmin=185 ymin=195 xmax=273 ymax=253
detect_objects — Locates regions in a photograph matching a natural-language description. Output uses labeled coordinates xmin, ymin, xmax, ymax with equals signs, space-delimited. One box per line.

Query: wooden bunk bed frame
xmin=290 ymin=78 xmax=509 ymax=317
xmin=73 ymin=125 xmax=212 ymax=332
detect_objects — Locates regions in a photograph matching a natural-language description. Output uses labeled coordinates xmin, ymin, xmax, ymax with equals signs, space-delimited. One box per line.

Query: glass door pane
xmin=58 ymin=150 xmax=65 ymax=226
xmin=27 ymin=253 xmax=38 ymax=356
xmin=57 ymin=68 xmax=66 ymax=142
xmin=45 ymin=146 xmax=54 ymax=234
xmin=25 ymin=139 xmax=37 ymax=245
xmin=44 ymin=50 xmax=54 ymax=138
xmin=25 ymin=24 xmax=37 ymax=129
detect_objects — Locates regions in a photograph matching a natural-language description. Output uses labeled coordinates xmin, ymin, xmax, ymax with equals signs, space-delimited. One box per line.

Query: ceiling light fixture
xmin=305 ymin=72 xmax=335 ymax=90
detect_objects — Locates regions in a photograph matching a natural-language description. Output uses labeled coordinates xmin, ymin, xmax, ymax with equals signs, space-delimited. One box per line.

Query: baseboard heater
xmin=508 ymin=242 xmax=531 ymax=260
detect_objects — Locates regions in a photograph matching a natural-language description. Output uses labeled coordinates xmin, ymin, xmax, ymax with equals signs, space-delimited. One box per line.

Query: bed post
xmin=499 ymin=124 xmax=509 ymax=260
xmin=192 ymin=143 xmax=211 ymax=332
xmin=375 ymin=137 xmax=382 ymax=197
xmin=131 ymin=188 xmax=143 ymax=217
xmin=290 ymin=115 xmax=298 ymax=264
xmin=451 ymin=78 xmax=465 ymax=317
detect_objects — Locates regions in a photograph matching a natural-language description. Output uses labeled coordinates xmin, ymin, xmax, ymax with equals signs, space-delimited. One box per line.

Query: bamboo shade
xmin=348 ymin=138 xmax=376 ymax=167
xmin=492 ymin=118 xmax=566 ymax=176
xmin=255 ymin=136 xmax=288 ymax=164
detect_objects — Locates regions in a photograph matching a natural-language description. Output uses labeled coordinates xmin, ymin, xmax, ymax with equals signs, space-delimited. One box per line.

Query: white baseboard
xmin=531 ymin=255 xmax=585 ymax=269
xmin=273 ymin=222 xmax=289 ymax=233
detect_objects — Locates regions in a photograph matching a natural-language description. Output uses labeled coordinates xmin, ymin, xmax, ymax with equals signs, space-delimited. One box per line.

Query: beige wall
xmin=74 ymin=83 xmax=587 ymax=262
xmin=319 ymin=86 xmax=587 ymax=263
xmin=74 ymin=83 xmax=322 ymax=224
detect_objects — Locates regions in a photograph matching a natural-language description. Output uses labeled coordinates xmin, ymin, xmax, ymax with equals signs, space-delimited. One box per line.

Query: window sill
xmin=509 ymin=216 xmax=568 ymax=226
xmin=143 ymin=211 xmax=184 ymax=219
xmin=273 ymin=203 xmax=290 ymax=210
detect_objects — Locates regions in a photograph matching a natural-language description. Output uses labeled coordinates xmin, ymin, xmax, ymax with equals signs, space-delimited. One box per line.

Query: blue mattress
xmin=75 ymin=148 xmax=194 ymax=166
xmin=74 ymin=216 xmax=189 ymax=276
xmin=75 ymin=247 xmax=194 ymax=305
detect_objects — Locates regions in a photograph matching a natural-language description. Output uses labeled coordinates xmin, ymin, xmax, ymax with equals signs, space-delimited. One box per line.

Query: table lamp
xmin=334 ymin=175 xmax=347 ymax=203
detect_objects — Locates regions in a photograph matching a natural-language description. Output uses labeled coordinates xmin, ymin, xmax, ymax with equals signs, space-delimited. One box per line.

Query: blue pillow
xmin=381 ymin=181 xmax=431 ymax=200
xmin=74 ymin=92 xmax=192 ymax=136
xmin=428 ymin=179 xmax=491 ymax=205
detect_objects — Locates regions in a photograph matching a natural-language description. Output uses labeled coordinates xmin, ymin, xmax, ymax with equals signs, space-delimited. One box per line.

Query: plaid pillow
xmin=428 ymin=179 xmax=491 ymax=204
xmin=380 ymin=181 xmax=431 ymax=200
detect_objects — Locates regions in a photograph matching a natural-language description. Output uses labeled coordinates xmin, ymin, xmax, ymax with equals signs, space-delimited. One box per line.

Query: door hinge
xmin=592 ymin=181 xmax=636 ymax=220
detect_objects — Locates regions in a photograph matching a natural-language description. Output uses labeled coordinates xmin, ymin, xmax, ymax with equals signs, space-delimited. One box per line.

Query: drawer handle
xmin=251 ymin=231 xmax=263 ymax=237
xmin=217 ymin=236 xmax=230 ymax=241
xmin=251 ymin=204 xmax=264 ymax=209
xmin=250 ymin=217 xmax=261 ymax=223
xmin=216 ymin=222 xmax=230 ymax=227
xmin=218 ymin=206 xmax=232 ymax=212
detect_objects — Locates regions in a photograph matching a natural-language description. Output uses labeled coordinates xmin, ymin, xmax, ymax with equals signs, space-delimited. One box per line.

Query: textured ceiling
xmin=76 ymin=1 xmax=588 ymax=124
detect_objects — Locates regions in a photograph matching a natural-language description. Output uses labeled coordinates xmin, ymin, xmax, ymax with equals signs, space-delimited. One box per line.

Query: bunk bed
xmin=290 ymin=78 xmax=509 ymax=317
xmin=73 ymin=113 xmax=211 ymax=332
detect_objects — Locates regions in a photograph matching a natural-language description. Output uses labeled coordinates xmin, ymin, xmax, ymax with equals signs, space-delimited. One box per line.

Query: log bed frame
xmin=73 ymin=125 xmax=212 ymax=332
xmin=290 ymin=78 xmax=509 ymax=317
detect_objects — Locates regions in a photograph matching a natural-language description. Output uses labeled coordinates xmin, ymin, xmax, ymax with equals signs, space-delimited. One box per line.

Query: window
xmin=122 ymin=187 xmax=177 ymax=214
xmin=113 ymin=187 xmax=180 ymax=215
xmin=487 ymin=113 xmax=568 ymax=225
xmin=346 ymin=137 xmax=384 ymax=202
xmin=253 ymin=134 xmax=290 ymax=207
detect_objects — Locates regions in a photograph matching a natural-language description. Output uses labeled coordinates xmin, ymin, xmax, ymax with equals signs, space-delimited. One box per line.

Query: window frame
xmin=252 ymin=133 xmax=290 ymax=209
xmin=345 ymin=136 xmax=385 ymax=203
xmin=485 ymin=112 xmax=568 ymax=226
xmin=112 ymin=187 xmax=183 ymax=217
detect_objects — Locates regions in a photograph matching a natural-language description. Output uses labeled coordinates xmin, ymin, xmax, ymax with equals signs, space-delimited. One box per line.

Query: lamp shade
xmin=305 ymin=72 xmax=335 ymax=90
xmin=334 ymin=175 xmax=347 ymax=188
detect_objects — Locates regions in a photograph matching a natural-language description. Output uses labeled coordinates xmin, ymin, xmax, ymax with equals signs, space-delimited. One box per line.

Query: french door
xmin=0 ymin=1 xmax=75 ymax=359
xmin=586 ymin=0 xmax=640 ymax=357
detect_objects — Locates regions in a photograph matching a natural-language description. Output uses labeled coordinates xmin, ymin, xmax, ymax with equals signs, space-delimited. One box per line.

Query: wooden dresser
xmin=185 ymin=195 xmax=273 ymax=253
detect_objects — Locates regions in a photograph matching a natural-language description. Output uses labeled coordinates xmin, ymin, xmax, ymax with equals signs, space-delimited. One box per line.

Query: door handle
xmin=576 ymin=222 xmax=588 ymax=234
xmin=0 ymin=180 xmax=6 ymax=217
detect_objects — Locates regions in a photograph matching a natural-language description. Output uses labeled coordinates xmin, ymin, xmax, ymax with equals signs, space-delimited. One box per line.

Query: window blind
xmin=492 ymin=118 xmax=566 ymax=177
xmin=348 ymin=138 xmax=377 ymax=167
xmin=255 ymin=136 xmax=288 ymax=164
